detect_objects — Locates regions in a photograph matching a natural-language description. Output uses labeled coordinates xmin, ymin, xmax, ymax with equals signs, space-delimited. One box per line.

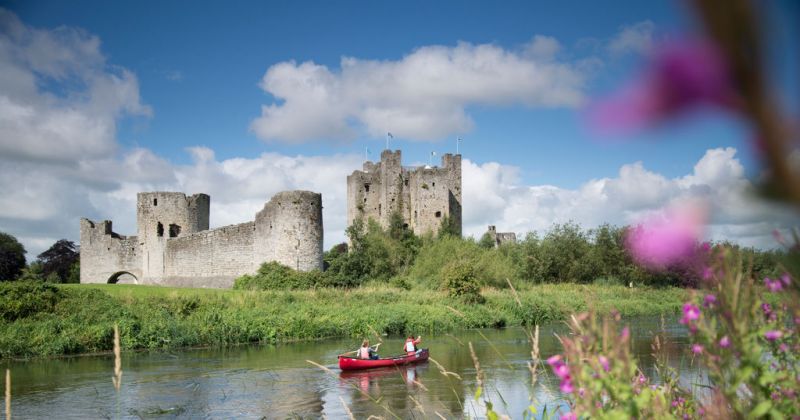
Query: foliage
xmin=0 ymin=281 xmax=62 ymax=321
xmin=0 ymin=231 xmax=26 ymax=281
xmin=438 ymin=214 xmax=461 ymax=238
xmin=440 ymin=260 xmax=484 ymax=304
xmin=36 ymin=239 xmax=79 ymax=283
xmin=0 ymin=282 xmax=686 ymax=359
xmin=550 ymin=245 xmax=799 ymax=419
xmin=17 ymin=262 xmax=44 ymax=282
xmin=233 ymin=261 xmax=324 ymax=290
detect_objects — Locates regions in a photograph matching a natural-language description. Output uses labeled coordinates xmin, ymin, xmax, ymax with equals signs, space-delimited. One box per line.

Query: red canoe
xmin=338 ymin=349 xmax=429 ymax=371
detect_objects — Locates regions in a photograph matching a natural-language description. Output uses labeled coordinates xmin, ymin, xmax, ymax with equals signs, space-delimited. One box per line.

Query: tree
xmin=37 ymin=240 xmax=79 ymax=283
xmin=0 ymin=232 xmax=27 ymax=281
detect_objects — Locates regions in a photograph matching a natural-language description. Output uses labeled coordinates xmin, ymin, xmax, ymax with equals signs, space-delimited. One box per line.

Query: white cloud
xmin=463 ymin=148 xmax=799 ymax=249
xmin=607 ymin=20 xmax=656 ymax=56
xmin=0 ymin=9 xmax=150 ymax=164
xmin=250 ymin=38 xmax=587 ymax=144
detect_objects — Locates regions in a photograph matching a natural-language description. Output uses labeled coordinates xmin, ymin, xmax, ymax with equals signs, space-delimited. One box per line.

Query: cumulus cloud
xmin=607 ymin=20 xmax=656 ymax=56
xmin=0 ymin=9 xmax=150 ymax=163
xmin=250 ymin=38 xmax=587 ymax=143
xmin=462 ymin=148 xmax=799 ymax=249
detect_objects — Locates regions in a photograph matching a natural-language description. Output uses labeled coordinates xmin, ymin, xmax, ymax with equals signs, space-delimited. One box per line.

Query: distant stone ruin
xmin=80 ymin=190 xmax=323 ymax=288
xmin=485 ymin=225 xmax=517 ymax=247
xmin=347 ymin=149 xmax=462 ymax=236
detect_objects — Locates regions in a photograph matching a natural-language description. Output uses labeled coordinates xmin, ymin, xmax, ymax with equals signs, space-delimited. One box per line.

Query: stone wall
xmin=80 ymin=190 xmax=324 ymax=287
xmin=79 ymin=219 xmax=142 ymax=284
xmin=485 ymin=225 xmax=517 ymax=247
xmin=254 ymin=191 xmax=324 ymax=271
xmin=163 ymin=222 xmax=255 ymax=288
xmin=347 ymin=150 xmax=462 ymax=236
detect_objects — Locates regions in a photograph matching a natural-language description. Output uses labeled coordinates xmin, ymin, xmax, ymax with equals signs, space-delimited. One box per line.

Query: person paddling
xmin=357 ymin=340 xmax=380 ymax=360
xmin=404 ymin=335 xmax=422 ymax=355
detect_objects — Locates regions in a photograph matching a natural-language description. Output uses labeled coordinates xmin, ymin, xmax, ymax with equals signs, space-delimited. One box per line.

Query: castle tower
xmin=347 ymin=150 xmax=462 ymax=237
xmin=137 ymin=192 xmax=210 ymax=281
xmin=254 ymin=191 xmax=324 ymax=271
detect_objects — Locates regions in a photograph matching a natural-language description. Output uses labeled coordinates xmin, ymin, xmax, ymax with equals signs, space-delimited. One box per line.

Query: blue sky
xmin=0 ymin=0 xmax=797 ymax=256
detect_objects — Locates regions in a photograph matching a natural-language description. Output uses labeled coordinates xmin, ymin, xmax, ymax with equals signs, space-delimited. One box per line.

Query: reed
xmin=112 ymin=324 xmax=122 ymax=391
xmin=4 ymin=369 xmax=9 ymax=420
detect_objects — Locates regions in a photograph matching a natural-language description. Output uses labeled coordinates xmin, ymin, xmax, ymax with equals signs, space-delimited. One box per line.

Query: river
xmin=3 ymin=316 xmax=700 ymax=419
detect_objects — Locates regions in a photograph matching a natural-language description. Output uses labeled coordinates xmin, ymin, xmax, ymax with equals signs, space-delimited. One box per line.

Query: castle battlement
xmin=80 ymin=190 xmax=323 ymax=288
xmin=346 ymin=149 xmax=462 ymax=236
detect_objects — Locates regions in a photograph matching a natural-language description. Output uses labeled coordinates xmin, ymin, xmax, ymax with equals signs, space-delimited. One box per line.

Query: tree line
xmin=235 ymin=214 xmax=786 ymax=296
xmin=0 ymin=232 xmax=79 ymax=283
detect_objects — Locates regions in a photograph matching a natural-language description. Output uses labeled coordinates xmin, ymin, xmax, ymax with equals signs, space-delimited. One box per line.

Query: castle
xmin=79 ymin=149 xmax=462 ymax=288
xmin=347 ymin=150 xmax=462 ymax=236
xmin=80 ymin=190 xmax=323 ymax=287
xmin=484 ymin=225 xmax=517 ymax=247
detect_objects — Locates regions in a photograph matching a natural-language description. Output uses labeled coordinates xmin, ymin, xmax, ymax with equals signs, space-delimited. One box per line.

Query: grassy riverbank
xmin=0 ymin=282 xmax=687 ymax=359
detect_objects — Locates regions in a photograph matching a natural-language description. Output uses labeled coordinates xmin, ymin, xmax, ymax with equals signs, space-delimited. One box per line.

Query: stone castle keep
xmin=80 ymin=191 xmax=323 ymax=287
xmin=347 ymin=150 xmax=462 ymax=236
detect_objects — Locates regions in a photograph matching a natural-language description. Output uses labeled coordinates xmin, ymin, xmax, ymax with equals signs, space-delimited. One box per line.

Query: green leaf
xmin=748 ymin=401 xmax=772 ymax=419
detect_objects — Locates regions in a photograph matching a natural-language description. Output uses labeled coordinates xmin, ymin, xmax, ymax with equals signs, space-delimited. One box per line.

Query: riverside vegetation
xmin=0 ymin=216 xmax=784 ymax=359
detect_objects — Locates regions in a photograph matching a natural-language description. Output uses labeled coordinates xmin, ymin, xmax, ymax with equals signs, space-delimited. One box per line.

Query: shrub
xmin=0 ymin=281 xmax=62 ymax=321
xmin=233 ymin=262 xmax=324 ymax=290
xmin=440 ymin=260 xmax=484 ymax=304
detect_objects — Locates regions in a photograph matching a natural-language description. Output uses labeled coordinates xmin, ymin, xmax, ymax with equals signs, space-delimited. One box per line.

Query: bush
xmin=0 ymin=281 xmax=62 ymax=321
xmin=233 ymin=262 xmax=324 ymax=290
xmin=440 ymin=260 xmax=484 ymax=304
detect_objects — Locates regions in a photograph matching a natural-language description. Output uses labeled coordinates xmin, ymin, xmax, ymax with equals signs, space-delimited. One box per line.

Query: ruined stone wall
xmin=162 ymin=222 xmax=255 ymax=288
xmin=484 ymin=225 xmax=517 ymax=248
xmin=79 ymin=219 xmax=142 ymax=284
xmin=254 ymin=191 xmax=324 ymax=271
xmin=136 ymin=192 xmax=210 ymax=282
xmin=81 ymin=189 xmax=323 ymax=288
xmin=347 ymin=150 xmax=462 ymax=237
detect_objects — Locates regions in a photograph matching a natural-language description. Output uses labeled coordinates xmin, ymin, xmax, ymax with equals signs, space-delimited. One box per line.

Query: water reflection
xmin=3 ymin=316 xmax=697 ymax=418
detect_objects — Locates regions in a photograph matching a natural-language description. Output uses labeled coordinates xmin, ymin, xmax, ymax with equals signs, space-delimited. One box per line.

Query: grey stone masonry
xmin=485 ymin=225 xmax=517 ymax=247
xmin=80 ymin=190 xmax=323 ymax=287
xmin=347 ymin=149 xmax=462 ymax=236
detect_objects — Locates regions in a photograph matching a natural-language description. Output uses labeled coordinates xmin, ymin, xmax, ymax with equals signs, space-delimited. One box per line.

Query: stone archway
xmin=108 ymin=271 xmax=138 ymax=284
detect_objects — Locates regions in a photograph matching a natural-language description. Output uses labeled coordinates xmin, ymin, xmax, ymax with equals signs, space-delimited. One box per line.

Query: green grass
xmin=0 ymin=282 xmax=688 ymax=359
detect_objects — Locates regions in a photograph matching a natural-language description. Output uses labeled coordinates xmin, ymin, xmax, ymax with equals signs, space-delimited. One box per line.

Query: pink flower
xmin=703 ymin=294 xmax=717 ymax=307
xmin=680 ymin=303 xmax=701 ymax=326
xmin=561 ymin=412 xmax=577 ymax=420
xmin=587 ymin=39 xmax=736 ymax=133
xmin=598 ymin=355 xmax=610 ymax=372
xmin=765 ymin=277 xmax=783 ymax=292
xmin=702 ymin=266 xmax=714 ymax=280
xmin=779 ymin=343 xmax=789 ymax=352
xmin=560 ymin=378 xmax=574 ymax=394
xmin=765 ymin=330 xmax=783 ymax=341
xmin=620 ymin=327 xmax=630 ymax=340
xmin=692 ymin=344 xmax=703 ymax=354
xmin=625 ymin=203 xmax=707 ymax=269
xmin=638 ymin=374 xmax=647 ymax=384
xmin=719 ymin=336 xmax=731 ymax=348
xmin=780 ymin=273 xmax=791 ymax=286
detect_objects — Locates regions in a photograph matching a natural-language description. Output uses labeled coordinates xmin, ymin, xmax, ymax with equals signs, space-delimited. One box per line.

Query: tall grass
xmin=0 ymin=282 xmax=686 ymax=359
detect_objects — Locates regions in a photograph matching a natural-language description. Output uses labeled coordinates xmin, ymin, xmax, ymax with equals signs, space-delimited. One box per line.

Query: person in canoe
xmin=357 ymin=340 xmax=380 ymax=360
xmin=404 ymin=335 xmax=422 ymax=355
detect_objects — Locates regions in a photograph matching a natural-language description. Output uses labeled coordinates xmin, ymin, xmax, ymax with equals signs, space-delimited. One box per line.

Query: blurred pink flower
xmin=703 ymin=294 xmax=717 ymax=308
xmin=587 ymin=38 xmax=736 ymax=133
xmin=626 ymin=203 xmax=707 ymax=269
xmin=692 ymin=344 xmax=704 ymax=354
xmin=560 ymin=378 xmax=574 ymax=394
xmin=765 ymin=330 xmax=783 ymax=341
xmin=561 ymin=412 xmax=577 ymax=420
xmin=719 ymin=336 xmax=731 ymax=348
xmin=764 ymin=277 xmax=783 ymax=292
xmin=598 ymin=355 xmax=610 ymax=372
xmin=681 ymin=303 xmax=701 ymax=324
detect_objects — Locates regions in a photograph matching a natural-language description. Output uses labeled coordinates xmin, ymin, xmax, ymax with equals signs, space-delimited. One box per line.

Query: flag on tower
xmin=387 ymin=132 xmax=393 ymax=138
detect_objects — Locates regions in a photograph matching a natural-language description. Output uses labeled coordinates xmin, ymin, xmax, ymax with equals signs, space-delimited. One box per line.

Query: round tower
xmin=254 ymin=191 xmax=323 ymax=271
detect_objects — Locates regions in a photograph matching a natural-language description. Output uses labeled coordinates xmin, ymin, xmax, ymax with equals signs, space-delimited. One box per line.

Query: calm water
xmin=3 ymin=317 xmax=702 ymax=419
